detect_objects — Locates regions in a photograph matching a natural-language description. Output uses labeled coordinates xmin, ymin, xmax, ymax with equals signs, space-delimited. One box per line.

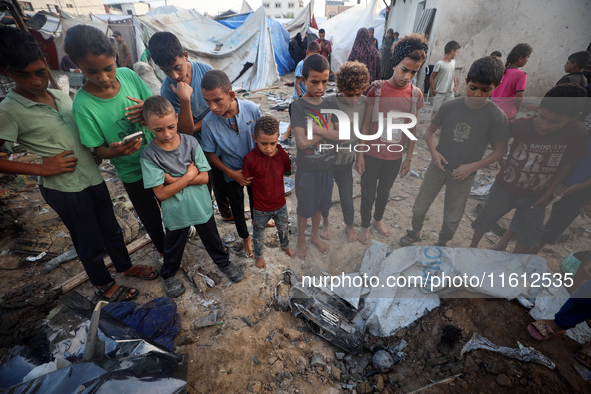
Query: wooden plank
xmin=52 ymin=237 xmax=152 ymax=293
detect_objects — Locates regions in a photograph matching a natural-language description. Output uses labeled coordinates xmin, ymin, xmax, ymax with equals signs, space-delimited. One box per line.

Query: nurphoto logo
xmin=307 ymin=109 xmax=418 ymax=153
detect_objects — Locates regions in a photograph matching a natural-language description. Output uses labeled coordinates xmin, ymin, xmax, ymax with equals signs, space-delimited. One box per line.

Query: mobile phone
xmin=122 ymin=131 xmax=143 ymax=145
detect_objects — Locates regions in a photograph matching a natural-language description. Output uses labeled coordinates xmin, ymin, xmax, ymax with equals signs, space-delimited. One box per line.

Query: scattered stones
xmin=496 ymin=374 xmax=512 ymax=387
xmin=445 ymin=309 xmax=454 ymax=319
xmin=311 ymin=354 xmax=326 ymax=367
xmin=357 ymin=382 xmax=372 ymax=394
xmin=248 ymin=381 xmax=262 ymax=392
xmin=335 ymin=352 xmax=345 ymax=360
xmin=373 ymin=350 xmax=394 ymax=373
xmin=331 ymin=366 xmax=341 ymax=381
xmin=375 ymin=374 xmax=385 ymax=390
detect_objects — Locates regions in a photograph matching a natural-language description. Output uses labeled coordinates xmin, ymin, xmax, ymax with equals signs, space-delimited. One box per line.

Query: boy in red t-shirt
xmin=243 ymin=116 xmax=293 ymax=268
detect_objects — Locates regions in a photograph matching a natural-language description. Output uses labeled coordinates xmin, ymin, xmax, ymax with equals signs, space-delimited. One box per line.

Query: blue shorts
xmin=295 ymin=168 xmax=334 ymax=219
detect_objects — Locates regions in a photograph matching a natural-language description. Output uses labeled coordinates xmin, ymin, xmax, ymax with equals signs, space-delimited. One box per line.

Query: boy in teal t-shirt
xmin=140 ymin=96 xmax=244 ymax=298
xmin=65 ymin=24 xmax=165 ymax=261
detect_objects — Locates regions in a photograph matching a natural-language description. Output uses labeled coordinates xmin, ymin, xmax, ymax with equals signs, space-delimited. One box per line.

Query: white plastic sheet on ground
xmin=342 ymin=241 xmax=591 ymax=343
xmin=135 ymin=7 xmax=279 ymax=91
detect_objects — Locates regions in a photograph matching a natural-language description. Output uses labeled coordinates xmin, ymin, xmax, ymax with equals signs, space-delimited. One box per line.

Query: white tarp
xmin=317 ymin=0 xmax=382 ymax=72
xmin=284 ymin=0 xmax=314 ymax=39
xmin=343 ymin=241 xmax=591 ymax=344
xmin=135 ymin=7 xmax=279 ymax=91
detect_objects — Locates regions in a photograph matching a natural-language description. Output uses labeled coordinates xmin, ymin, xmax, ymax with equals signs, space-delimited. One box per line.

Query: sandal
xmin=123 ymin=264 xmax=158 ymax=280
xmin=162 ymin=276 xmax=185 ymax=298
xmin=94 ymin=281 xmax=139 ymax=302
xmin=575 ymin=342 xmax=591 ymax=369
xmin=399 ymin=230 xmax=421 ymax=246
xmin=527 ymin=320 xmax=566 ymax=341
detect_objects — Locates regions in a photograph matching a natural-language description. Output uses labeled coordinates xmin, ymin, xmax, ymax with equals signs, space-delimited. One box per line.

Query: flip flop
xmin=527 ymin=320 xmax=566 ymax=341
xmin=124 ymin=264 xmax=158 ymax=280
xmin=575 ymin=342 xmax=591 ymax=369
xmin=94 ymin=281 xmax=139 ymax=302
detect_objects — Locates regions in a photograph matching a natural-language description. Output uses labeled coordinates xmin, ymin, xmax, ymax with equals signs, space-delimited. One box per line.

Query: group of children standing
xmin=1 ymin=23 xmax=590 ymax=301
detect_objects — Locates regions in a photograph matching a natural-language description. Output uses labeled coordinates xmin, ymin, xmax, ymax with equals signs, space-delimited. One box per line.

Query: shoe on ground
xmin=220 ymin=262 xmax=244 ymax=282
xmin=162 ymin=275 xmax=185 ymax=298
xmin=435 ymin=240 xmax=447 ymax=247
xmin=399 ymin=230 xmax=421 ymax=246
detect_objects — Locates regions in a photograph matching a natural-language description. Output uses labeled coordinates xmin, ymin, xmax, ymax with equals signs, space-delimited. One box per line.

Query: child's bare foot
xmin=296 ymin=240 xmax=307 ymax=259
xmin=346 ymin=225 xmax=358 ymax=243
xmin=357 ymin=227 xmax=370 ymax=245
xmin=319 ymin=223 xmax=330 ymax=240
xmin=283 ymin=247 xmax=294 ymax=257
xmin=487 ymin=242 xmax=507 ymax=251
xmin=243 ymin=237 xmax=254 ymax=258
xmin=255 ymin=257 xmax=266 ymax=269
xmin=372 ymin=219 xmax=391 ymax=236
xmin=311 ymin=236 xmax=329 ymax=254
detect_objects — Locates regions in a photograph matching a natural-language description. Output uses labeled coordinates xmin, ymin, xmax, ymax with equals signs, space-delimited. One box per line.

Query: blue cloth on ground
xmin=103 ymin=297 xmax=181 ymax=351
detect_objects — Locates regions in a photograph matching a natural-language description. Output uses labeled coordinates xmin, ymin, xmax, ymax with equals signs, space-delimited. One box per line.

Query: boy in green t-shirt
xmin=0 ymin=26 xmax=157 ymax=302
xmin=140 ymin=96 xmax=244 ymax=298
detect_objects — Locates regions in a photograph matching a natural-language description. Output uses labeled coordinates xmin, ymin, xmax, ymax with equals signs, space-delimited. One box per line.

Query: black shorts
xmin=295 ymin=168 xmax=334 ymax=218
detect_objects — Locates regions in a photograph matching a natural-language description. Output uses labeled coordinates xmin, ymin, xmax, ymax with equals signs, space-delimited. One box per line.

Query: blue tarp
xmin=217 ymin=13 xmax=295 ymax=75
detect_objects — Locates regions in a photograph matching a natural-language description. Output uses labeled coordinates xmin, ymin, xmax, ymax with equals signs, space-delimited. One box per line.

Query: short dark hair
xmin=466 ymin=56 xmax=504 ymax=86
xmin=302 ymin=53 xmax=329 ymax=79
xmin=0 ymin=26 xmax=44 ymax=71
xmin=254 ymin=116 xmax=279 ymax=136
xmin=307 ymin=41 xmax=321 ymax=53
xmin=201 ymin=69 xmax=232 ymax=92
xmin=143 ymin=95 xmax=175 ymax=121
xmin=148 ymin=32 xmax=184 ymax=67
xmin=444 ymin=40 xmax=460 ymax=54
xmin=490 ymin=51 xmax=502 ymax=57
xmin=319 ymin=28 xmax=325 ymax=34
xmin=64 ymin=25 xmax=116 ymax=64
xmin=567 ymin=51 xmax=591 ymax=69
xmin=540 ymin=83 xmax=587 ymax=117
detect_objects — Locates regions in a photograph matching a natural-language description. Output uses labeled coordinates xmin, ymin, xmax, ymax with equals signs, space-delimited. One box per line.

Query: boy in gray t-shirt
xmin=430 ymin=41 xmax=460 ymax=117
xmin=400 ymin=57 xmax=509 ymax=247
xmin=140 ymin=96 xmax=244 ymax=298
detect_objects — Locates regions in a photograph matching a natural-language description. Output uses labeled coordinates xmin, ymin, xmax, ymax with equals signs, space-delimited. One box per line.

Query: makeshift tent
xmin=317 ymin=0 xmax=382 ymax=72
xmin=135 ymin=7 xmax=281 ymax=90
xmin=284 ymin=0 xmax=314 ymax=39
xmin=215 ymin=12 xmax=294 ymax=75
xmin=240 ymin=0 xmax=253 ymax=14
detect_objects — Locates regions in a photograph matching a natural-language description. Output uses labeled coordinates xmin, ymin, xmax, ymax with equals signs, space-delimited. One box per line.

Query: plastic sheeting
xmin=215 ymin=12 xmax=295 ymax=75
xmin=0 ymin=292 xmax=188 ymax=393
xmin=135 ymin=7 xmax=280 ymax=91
xmin=328 ymin=241 xmax=591 ymax=341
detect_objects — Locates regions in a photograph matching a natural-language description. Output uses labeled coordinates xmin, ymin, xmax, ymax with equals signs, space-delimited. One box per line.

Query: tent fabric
xmin=215 ymin=13 xmax=295 ymax=75
xmin=135 ymin=7 xmax=280 ymax=90
xmin=145 ymin=5 xmax=187 ymax=15
xmin=240 ymin=0 xmax=253 ymax=14
xmin=284 ymin=0 xmax=314 ymax=39
xmin=317 ymin=0 xmax=382 ymax=72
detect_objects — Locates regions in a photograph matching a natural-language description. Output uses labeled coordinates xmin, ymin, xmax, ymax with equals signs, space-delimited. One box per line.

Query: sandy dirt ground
xmin=1 ymin=73 xmax=590 ymax=393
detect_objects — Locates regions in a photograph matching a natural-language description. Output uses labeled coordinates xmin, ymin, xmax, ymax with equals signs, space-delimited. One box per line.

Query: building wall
xmin=386 ymin=0 xmax=590 ymax=96
xmin=263 ymin=0 xmax=306 ymax=18
xmin=19 ymin=0 xmax=105 ymax=15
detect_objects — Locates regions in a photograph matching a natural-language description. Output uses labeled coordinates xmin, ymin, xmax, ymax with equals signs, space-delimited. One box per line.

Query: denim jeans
xmin=253 ymin=205 xmax=289 ymax=258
